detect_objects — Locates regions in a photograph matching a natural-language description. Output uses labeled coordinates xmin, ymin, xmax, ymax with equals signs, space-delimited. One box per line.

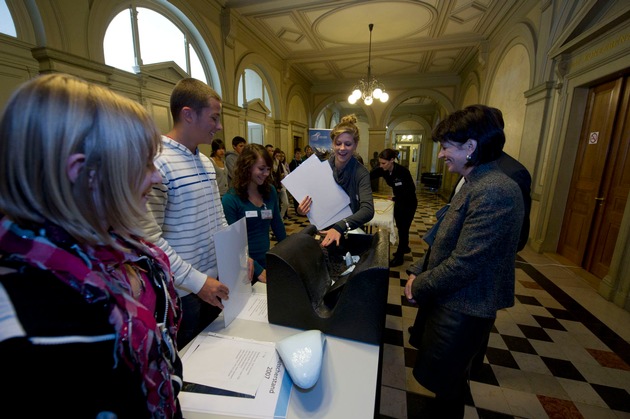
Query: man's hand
xmin=404 ymin=274 xmax=417 ymax=303
xmin=197 ymin=276 xmax=229 ymax=309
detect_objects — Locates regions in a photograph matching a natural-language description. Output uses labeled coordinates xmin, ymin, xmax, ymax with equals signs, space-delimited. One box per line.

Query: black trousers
xmin=176 ymin=293 xmax=222 ymax=349
xmin=410 ymin=304 xmax=494 ymax=418
xmin=393 ymin=198 xmax=417 ymax=256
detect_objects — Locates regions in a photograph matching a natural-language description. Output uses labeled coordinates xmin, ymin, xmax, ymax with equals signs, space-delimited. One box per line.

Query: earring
xmin=466 ymin=154 xmax=472 ymax=161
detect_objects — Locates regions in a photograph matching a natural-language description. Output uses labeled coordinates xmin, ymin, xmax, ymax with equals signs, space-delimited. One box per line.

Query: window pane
xmin=237 ymin=75 xmax=245 ymax=107
xmin=104 ymin=9 xmax=135 ymax=73
xmin=189 ymin=44 xmax=207 ymax=83
xmin=263 ymin=86 xmax=271 ymax=116
xmin=244 ymin=69 xmax=263 ymax=102
xmin=137 ymin=7 xmax=185 ymax=70
xmin=0 ymin=0 xmax=17 ymax=37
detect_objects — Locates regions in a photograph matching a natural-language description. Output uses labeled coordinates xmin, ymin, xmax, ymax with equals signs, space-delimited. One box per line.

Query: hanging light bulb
xmin=347 ymin=23 xmax=387 ymax=106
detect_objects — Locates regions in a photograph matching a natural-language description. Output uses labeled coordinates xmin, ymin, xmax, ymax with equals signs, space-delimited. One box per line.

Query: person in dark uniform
xmin=369 ymin=151 xmax=380 ymax=192
xmin=370 ymin=148 xmax=418 ymax=266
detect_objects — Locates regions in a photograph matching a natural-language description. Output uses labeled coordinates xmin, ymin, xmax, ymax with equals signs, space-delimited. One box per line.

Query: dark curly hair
xmin=233 ymin=143 xmax=274 ymax=200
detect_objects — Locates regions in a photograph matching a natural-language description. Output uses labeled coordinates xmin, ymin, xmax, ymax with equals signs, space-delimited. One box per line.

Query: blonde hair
xmin=0 ymin=73 xmax=161 ymax=247
xmin=330 ymin=114 xmax=360 ymax=144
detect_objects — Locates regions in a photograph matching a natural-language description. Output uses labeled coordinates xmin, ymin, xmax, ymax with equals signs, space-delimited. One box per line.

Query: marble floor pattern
xmin=276 ymin=189 xmax=630 ymax=419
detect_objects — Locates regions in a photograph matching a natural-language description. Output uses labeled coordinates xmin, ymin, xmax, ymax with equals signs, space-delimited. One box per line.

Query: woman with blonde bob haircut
xmin=0 ymin=74 xmax=184 ymax=418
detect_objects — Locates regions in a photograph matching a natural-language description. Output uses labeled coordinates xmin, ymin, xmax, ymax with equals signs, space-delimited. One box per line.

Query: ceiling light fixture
xmin=348 ymin=23 xmax=389 ymax=106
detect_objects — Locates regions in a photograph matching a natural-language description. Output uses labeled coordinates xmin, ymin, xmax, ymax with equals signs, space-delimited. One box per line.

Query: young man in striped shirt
xmin=143 ymin=78 xmax=232 ymax=348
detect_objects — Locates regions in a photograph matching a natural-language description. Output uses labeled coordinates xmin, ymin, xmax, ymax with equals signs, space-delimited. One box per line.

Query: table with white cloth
xmin=366 ymin=198 xmax=397 ymax=245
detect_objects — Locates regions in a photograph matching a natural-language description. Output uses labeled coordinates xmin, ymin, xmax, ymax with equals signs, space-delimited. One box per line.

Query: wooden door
xmin=558 ymin=76 xmax=630 ymax=279
xmin=584 ymin=78 xmax=630 ymax=278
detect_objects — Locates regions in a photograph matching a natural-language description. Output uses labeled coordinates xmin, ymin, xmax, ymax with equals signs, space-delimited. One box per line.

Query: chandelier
xmin=348 ymin=23 xmax=389 ymax=106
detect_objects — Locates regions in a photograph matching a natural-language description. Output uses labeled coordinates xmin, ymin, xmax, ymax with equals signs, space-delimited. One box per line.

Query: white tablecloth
xmin=367 ymin=198 xmax=397 ymax=245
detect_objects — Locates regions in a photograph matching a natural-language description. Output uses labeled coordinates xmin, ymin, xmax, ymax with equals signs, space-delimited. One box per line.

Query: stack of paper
xmin=180 ymin=333 xmax=292 ymax=418
xmin=281 ymin=154 xmax=352 ymax=229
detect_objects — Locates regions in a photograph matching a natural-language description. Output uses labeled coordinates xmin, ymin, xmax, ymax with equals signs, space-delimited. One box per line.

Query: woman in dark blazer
xmin=404 ymin=105 xmax=524 ymax=418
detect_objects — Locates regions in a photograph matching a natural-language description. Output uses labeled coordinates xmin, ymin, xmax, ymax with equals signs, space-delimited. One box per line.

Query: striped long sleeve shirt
xmin=144 ymin=136 xmax=228 ymax=297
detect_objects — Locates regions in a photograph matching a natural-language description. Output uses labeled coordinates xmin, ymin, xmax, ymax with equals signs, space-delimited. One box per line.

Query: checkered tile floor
xmin=276 ymin=189 xmax=630 ymax=419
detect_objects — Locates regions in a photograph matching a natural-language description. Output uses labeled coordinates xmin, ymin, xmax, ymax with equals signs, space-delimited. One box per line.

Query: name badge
xmin=261 ymin=209 xmax=273 ymax=220
xmin=245 ymin=210 xmax=258 ymax=218
xmin=395 ymin=181 xmax=402 ymax=186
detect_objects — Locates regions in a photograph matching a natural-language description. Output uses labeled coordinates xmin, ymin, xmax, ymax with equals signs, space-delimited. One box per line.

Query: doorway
xmin=558 ymin=75 xmax=630 ymax=279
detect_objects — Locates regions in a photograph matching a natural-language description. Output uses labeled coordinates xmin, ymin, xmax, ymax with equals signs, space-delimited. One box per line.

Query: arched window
xmin=237 ymin=68 xmax=272 ymax=115
xmin=104 ymin=6 xmax=207 ymax=83
xmin=0 ymin=0 xmax=16 ymax=37
xmin=237 ymin=68 xmax=273 ymax=145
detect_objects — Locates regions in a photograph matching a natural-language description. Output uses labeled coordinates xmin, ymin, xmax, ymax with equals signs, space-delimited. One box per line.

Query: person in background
xmin=469 ymin=106 xmax=532 ymax=379
xmin=491 ymin=107 xmax=532 ymax=252
xmin=265 ymin=144 xmax=275 ymax=157
xmin=303 ymin=144 xmax=314 ymax=161
xmin=354 ymin=152 xmax=365 ymax=166
xmin=273 ymin=148 xmax=291 ymax=219
xmin=210 ymin=139 xmax=228 ymax=197
xmin=289 ymin=147 xmax=303 ymax=171
xmin=225 ymin=136 xmax=247 ymax=188
xmin=298 ymin=114 xmax=374 ymax=247
xmin=369 ymin=151 xmax=380 ymax=192
xmin=143 ymin=78 xmax=234 ymax=349
xmin=289 ymin=147 xmax=303 ymax=214
xmin=370 ymin=148 xmax=418 ymax=267
xmin=404 ymin=104 xmax=524 ymax=418
xmin=222 ymin=144 xmax=287 ymax=283
xmin=0 ymin=74 xmax=183 ymax=417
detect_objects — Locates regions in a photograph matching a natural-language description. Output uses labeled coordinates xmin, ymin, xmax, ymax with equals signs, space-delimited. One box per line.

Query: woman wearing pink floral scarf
xmin=0 ymin=74 xmax=183 ymax=418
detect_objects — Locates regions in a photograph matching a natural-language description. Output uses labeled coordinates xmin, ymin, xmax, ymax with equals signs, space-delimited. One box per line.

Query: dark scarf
xmin=0 ymin=217 xmax=181 ymax=417
xmin=329 ymin=154 xmax=357 ymax=188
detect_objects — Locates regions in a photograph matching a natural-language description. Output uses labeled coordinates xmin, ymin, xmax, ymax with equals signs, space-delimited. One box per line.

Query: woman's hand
xmin=257 ymin=269 xmax=267 ymax=283
xmin=297 ymin=196 xmax=312 ymax=216
xmin=404 ymin=274 xmax=417 ymax=303
xmin=247 ymin=257 xmax=254 ymax=282
xmin=319 ymin=228 xmax=342 ymax=247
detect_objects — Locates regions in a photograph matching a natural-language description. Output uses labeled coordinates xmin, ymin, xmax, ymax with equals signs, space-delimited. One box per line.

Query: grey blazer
xmin=407 ymin=162 xmax=524 ymax=318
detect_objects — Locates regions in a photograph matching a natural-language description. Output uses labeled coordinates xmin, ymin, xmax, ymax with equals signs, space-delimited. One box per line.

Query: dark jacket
xmin=496 ymin=152 xmax=531 ymax=250
xmin=370 ymin=163 xmax=417 ymax=204
xmin=449 ymin=152 xmax=531 ymax=251
xmin=407 ymin=162 xmax=524 ymax=318
xmin=289 ymin=158 xmax=301 ymax=172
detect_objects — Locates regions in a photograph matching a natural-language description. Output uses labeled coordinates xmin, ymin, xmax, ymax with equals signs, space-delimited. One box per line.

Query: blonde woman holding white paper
xmin=297 ymin=114 xmax=374 ymax=247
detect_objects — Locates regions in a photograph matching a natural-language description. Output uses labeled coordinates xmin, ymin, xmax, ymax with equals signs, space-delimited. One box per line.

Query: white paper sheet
xmin=181 ymin=333 xmax=275 ymax=396
xmin=215 ymin=217 xmax=253 ymax=327
xmin=237 ymin=293 xmax=269 ymax=323
xmin=180 ymin=334 xmax=292 ymax=418
xmin=281 ymin=154 xmax=351 ymax=229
